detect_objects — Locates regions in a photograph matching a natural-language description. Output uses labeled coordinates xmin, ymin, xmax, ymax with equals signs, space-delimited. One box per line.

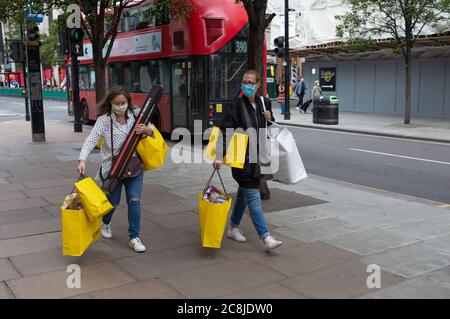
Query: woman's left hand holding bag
xmin=135 ymin=124 xmax=154 ymax=137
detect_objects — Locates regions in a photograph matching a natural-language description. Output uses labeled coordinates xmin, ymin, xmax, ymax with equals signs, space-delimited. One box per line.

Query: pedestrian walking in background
xmin=295 ymin=76 xmax=306 ymax=111
xmin=77 ymin=86 xmax=155 ymax=253
xmin=213 ymin=69 xmax=283 ymax=251
xmin=310 ymin=80 xmax=322 ymax=113
xmin=278 ymin=81 xmax=286 ymax=115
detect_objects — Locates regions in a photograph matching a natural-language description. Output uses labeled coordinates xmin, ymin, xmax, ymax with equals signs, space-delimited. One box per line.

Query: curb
xmin=278 ymin=122 xmax=450 ymax=144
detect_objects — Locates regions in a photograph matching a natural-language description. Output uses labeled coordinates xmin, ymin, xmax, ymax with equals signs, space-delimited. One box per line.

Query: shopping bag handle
xmin=266 ymin=120 xmax=284 ymax=139
xmin=71 ymin=173 xmax=87 ymax=194
xmin=202 ymin=169 xmax=228 ymax=197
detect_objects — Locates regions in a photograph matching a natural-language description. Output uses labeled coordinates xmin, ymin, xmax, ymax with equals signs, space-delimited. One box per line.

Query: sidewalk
xmin=271 ymin=99 xmax=450 ymax=143
xmin=1 ymin=119 xmax=450 ymax=299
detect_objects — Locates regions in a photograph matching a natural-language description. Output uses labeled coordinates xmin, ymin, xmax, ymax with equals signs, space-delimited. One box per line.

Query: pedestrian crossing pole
xmin=26 ymin=39 xmax=46 ymax=142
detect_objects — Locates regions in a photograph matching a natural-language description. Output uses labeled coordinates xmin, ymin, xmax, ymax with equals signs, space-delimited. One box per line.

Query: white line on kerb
xmin=349 ymin=148 xmax=450 ymax=165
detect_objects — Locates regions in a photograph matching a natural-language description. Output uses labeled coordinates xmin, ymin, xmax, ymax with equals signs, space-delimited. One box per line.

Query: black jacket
xmin=218 ymin=94 xmax=275 ymax=188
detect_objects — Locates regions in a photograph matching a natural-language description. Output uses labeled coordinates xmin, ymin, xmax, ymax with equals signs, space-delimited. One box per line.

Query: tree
xmin=40 ymin=21 xmax=65 ymax=66
xmin=336 ymin=0 xmax=450 ymax=124
xmin=237 ymin=0 xmax=275 ymax=89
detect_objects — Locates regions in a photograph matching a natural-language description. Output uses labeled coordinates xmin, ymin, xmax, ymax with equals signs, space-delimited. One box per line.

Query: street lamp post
xmin=284 ymin=0 xmax=290 ymax=120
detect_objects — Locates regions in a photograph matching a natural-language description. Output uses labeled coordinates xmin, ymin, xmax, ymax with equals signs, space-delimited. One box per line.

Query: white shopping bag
xmin=262 ymin=121 xmax=307 ymax=184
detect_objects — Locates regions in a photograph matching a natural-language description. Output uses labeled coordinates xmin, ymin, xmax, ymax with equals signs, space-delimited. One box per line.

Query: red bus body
xmin=68 ymin=0 xmax=266 ymax=133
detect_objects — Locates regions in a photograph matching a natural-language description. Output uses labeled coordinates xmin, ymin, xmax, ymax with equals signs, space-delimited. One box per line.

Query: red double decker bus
xmin=68 ymin=0 xmax=266 ymax=133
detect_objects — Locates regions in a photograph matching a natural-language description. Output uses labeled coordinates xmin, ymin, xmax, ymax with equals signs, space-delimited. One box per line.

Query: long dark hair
xmin=96 ymin=86 xmax=132 ymax=117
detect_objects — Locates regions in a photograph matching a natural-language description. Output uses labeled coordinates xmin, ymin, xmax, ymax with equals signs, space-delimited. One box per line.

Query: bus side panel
xmin=130 ymin=92 xmax=172 ymax=133
xmin=81 ymin=91 xmax=97 ymax=120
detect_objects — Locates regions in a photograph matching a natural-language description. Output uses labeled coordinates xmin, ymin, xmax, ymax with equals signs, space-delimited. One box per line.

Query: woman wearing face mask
xmin=213 ymin=70 xmax=283 ymax=251
xmin=76 ymin=86 xmax=154 ymax=253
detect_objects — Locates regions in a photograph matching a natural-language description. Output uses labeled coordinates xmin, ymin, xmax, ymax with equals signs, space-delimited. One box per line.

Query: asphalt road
xmin=0 ymin=96 xmax=72 ymax=123
xmin=289 ymin=125 xmax=450 ymax=204
xmin=1 ymin=96 xmax=449 ymax=203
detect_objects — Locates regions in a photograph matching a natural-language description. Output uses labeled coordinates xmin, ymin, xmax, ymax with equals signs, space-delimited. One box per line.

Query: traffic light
xmin=9 ymin=40 xmax=25 ymax=63
xmin=58 ymin=17 xmax=70 ymax=55
xmin=274 ymin=36 xmax=285 ymax=58
xmin=27 ymin=26 xmax=40 ymax=41
xmin=69 ymin=28 xmax=84 ymax=56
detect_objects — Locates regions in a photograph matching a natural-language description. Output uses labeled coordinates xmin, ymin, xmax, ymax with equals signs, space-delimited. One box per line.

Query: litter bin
xmin=313 ymin=96 xmax=339 ymax=125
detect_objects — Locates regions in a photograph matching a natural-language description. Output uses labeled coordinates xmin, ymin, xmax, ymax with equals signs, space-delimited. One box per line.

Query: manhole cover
xmin=230 ymin=188 xmax=327 ymax=213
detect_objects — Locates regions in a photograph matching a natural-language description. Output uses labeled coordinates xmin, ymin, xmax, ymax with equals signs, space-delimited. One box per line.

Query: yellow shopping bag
xmin=204 ymin=126 xmax=248 ymax=169
xmin=198 ymin=169 xmax=232 ymax=248
xmin=74 ymin=175 xmax=113 ymax=221
xmin=136 ymin=126 xmax=169 ymax=171
xmin=61 ymin=193 xmax=101 ymax=256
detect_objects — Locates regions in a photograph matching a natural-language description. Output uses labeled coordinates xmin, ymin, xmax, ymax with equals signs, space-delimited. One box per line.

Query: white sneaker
xmin=263 ymin=236 xmax=282 ymax=251
xmin=227 ymin=227 xmax=247 ymax=242
xmin=129 ymin=237 xmax=146 ymax=253
xmin=296 ymin=107 xmax=299 ymax=111
xmin=101 ymin=223 xmax=112 ymax=239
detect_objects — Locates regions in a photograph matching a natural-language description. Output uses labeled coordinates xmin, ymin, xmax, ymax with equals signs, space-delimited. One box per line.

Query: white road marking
xmin=0 ymin=111 xmax=21 ymax=117
xmin=350 ymin=148 xmax=450 ymax=165
xmin=289 ymin=125 xmax=450 ymax=146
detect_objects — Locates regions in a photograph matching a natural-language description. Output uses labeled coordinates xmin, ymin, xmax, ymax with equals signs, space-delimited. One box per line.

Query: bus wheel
xmin=81 ymin=100 xmax=91 ymax=125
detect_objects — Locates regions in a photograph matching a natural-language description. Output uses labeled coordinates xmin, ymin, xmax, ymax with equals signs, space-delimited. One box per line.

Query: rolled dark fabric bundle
xmin=102 ymin=85 xmax=163 ymax=194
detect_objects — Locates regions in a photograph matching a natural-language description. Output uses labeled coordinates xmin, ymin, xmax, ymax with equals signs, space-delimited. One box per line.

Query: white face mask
xmin=111 ymin=103 xmax=128 ymax=114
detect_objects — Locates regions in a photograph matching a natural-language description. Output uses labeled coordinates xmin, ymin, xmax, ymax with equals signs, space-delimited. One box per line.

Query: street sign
xmin=320 ymin=67 xmax=337 ymax=92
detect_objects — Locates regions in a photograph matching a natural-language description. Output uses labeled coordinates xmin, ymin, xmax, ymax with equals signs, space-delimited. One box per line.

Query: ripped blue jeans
xmin=101 ymin=171 xmax=143 ymax=240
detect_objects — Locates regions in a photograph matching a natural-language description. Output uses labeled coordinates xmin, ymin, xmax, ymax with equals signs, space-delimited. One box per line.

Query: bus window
xmin=79 ymin=65 xmax=94 ymax=91
xmin=209 ymin=55 xmax=247 ymax=101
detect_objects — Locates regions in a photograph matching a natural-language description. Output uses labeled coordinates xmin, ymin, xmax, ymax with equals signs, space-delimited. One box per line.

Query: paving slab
xmin=0 ymin=282 xmax=15 ymax=299
xmin=149 ymin=211 xmax=199 ymax=229
xmin=363 ymin=266 xmax=450 ymax=299
xmin=264 ymin=207 xmax=329 ymax=228
xmin=280 ymin=259 xmax=404 ymax=299
xmin=115 ymin=243 xmax=227 ymax=281
xmin=335 ymin=210 xmax=419 ymax=228
xmin=221 ymin=282 xmax=307 ymax=299
xmin=243 ymin=242 xmax=356 ymax=277
xmin=0 ymin=207 xmax=52 ymax=225
xmin=0 ymin=259 xmax=21 ymax=281
xmin=71 ymin=279 xmax=184 ymax=299
xmin=323 ymin=228 xmax=421 ymax=256
xmin=0 ymin=232 xmax=61 ymax=258
xmin=274 ymin=218 xmax=362 ymax=243
xmin=384 ymin=220 xmax=450 ymax=240
xmin=9 ymin=241 xmax=125 ymax=277
xmin=0 ymin=191 xmax=27 ymax=202
xmin=361 ymin=243 xmax=450 ymax=278
xmin=7 ymin=261 xmax=136 ymax=299
xmin=22 ymin=186 xmax=73 ymax=198
xmin=159 ymin=259 xmax=287 ymax=299
xmin=0 ymin=183 xmax=27 ymax=193
xmin=0 ymin=218 xmax=61 ymax=240
xmin=0 ymin=197 xmax=49 ymax=213
xmin=142 ymin=200 xmax=196 ymax=216
xmin=21 ymin=178 xmax=76 ymax=190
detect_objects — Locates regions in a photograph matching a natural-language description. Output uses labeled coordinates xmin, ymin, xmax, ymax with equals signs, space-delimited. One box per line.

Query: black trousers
xmin=296 ymin=94 xmax=304 ymax=108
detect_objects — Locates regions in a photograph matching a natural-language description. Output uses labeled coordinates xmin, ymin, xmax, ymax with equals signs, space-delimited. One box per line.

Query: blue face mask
xmin=242 ymin=84 xmax=257 ymax=97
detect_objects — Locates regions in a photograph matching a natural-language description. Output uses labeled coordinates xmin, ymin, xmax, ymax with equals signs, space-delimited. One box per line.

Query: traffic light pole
xmin=70 ymin=51 xmax=82 ymax=132
xmin=284 ymin=0 xmax=290 ymax=120
xmin=20 ymin=24 xmax=30 ymax=122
